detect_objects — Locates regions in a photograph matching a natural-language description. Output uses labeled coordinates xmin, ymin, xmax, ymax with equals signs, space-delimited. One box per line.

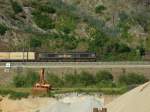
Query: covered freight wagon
xmin=0 ymin=52 xmax=36 ymax=61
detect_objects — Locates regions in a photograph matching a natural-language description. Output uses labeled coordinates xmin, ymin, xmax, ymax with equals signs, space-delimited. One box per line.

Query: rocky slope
xmin=0 ymin=0 xmax=149 ymax=60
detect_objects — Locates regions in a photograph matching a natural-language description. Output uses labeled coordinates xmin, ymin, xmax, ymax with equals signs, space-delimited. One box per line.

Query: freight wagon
xmin=0 ymin=52 xmax=36 ymax=61
xmin=0 ymin=52 xmax=96 ymax=62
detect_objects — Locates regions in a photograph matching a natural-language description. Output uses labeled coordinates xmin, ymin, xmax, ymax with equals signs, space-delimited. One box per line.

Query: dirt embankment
xmin=107 ymin=82 xmax=150 ymax=112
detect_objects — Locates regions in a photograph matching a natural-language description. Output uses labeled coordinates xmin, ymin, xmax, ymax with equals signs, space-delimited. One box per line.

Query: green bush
xmin=118 ymin=73 xmax=148 ymax=85
xmin=13 ymin=71 xmax=39 ymax=87
xmin=64 ymin=74 xmax=78 ymax=87
xmin=96 ymin=71 xmax=113 ymax=82
xmin=116 ymin=43 xmax=131 ymax=53
xmin=0 ymin=24 xmax=8 ymax=35
xmin=47 ymin=73 xmax=64 ymax=87
xmin=10 ymin=0 xmax=23 ymax=14
xmin=96 ymin=80 xmax=116 ymax=88
xmin=9 ymin=92 xmax=29 ymax=100
xmin=119 ymin=11 xmax=129 ymax=22
xmin=0 ymin=89 xmax=29 ymax=100
xmin=13 ymin=75 xmax=26 ymax=87
xmin=63 ymin=35 xmax=78 ymax=50
xmin=30 ymin=36 xmax=42 ymax=48
xmin=39 ymin=4 xmax=56 ymax=13
xmin=95 ymin=5 xmax=106 ymax=14
xmin=32 ymin=11 xmax=54 ymax=30
xmin=55 ymin=15 xmax=76 ymax=34
xmin=77 ymin=72 xmax=95 ymax=86
xmin=25 ymin=71 xmax=39 ymax=87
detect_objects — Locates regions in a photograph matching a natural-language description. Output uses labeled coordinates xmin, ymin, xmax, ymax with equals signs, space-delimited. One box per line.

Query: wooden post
xmin=93 ymin=108 xmax=99 ymax=112
xmin=101 ymin=108 xmax=107 ymax=112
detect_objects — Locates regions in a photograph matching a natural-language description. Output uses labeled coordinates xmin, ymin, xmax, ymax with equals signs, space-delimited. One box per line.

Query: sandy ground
xmin=107 ymin=82 xmax=150 ymax=112
xmin=0 ymin=97 xmax=53 ymax=112
xmin=0 ymin=94 xmax=117 ymax=112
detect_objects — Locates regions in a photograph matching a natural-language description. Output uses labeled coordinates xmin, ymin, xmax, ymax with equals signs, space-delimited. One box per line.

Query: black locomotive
xmin=37 ymin=52 xmax=96 ymax=62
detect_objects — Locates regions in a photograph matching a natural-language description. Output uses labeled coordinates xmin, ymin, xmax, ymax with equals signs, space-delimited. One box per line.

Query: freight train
xmin=0 ymin=52 xmax=96 ymax=62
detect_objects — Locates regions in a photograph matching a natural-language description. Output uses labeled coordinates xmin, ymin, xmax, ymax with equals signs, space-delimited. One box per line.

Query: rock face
xmin=0 ymin=0 xmax=149 ymax=56
xmin=107 ymin=82 xmax=150 ymax=112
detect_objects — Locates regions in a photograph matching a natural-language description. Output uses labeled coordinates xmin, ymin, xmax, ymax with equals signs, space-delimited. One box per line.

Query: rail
xmin=8 ymin=61 xmax=150 ymax=65
xmin=1 ymin=61 xmax=150 ymax=65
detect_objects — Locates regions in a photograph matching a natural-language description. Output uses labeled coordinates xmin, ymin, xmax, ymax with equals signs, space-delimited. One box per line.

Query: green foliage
xmin=63 ymin=74 xmax=78 ymax=87
xmin=89 ymin=30 xmax=108 ymax=59
xmin=96 ymin=71 xmax=113 ymax=82
xmin=77 ymin=72 xmax=95 ymax=86
xmin=9 ymin=92 xmax=29 ymax=100
xmin=145 ymin=37 xmax=150 ymax=51
xmin=118 ymin=11 xmax=133 ymax=38
xmin=118 ymin=73 xmax=148 ymax=85
xmin=95 ymin=5 xmax=106 ymax=14
xmin=30 ymin=36 xmax=42 ymax=48
xmin=32 ymin=11 xmax=54 ymax=30
xmin=119 ymin=11 xmax=129 ymax=22
xmin=39 ymin=4 xmax=56 ymax=13
xmin=133 ymin=11 xmax=150 ymax=32
xmin=47 ymin=73 xmax=64 ymax=87
xmin=63 ymin=35 xmax=78 ymax=50
xmin=116 ymin=43 xmax=131 ymax=53
xmin=11 ymin=70 xmax=148 ymax=95
xmin=95 ymin=71 xmax=114 ymax=88
xmin=0 ymin=24 xmax=8 ymax=35
xmin=25 ymin=71 xmax=39 ymax=87
xmin=47 ymin=72 xmax=95 ymax=87
xmin=10 ymin=0 xmax=23 ymax=14
xmin=13 ymin=75 xmax=26 ymax=87
xmin=96 ymin=81 xmax=116 ymax=88
xmin=89 ymin=29 xmax=142 ymax=61
xmin=55 ymin=15 xmax=76 ymax=34
xmin=0 ymin=89 xmax=29 ymax=100
xmin=28 ymin=33 xmax=78 ymax=51
xmin=13 ymin=71 xmax=39 ymax=87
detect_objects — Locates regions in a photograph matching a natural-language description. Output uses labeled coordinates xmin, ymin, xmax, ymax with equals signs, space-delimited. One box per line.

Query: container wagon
xmin=0 ymin=52 xmax=36 ymax=62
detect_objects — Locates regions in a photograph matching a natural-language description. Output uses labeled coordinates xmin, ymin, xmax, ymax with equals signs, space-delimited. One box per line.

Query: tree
xmin=95 ymin=5 xmax=106 ymax=14
xmin=30 ymin=36 xmax=42 ymax=48
xmin=10 ymin=0 xmax=23 ymax=14
xmin=0 ymin=24 xmax=8 ymax=35
xmin=32 ymin=11 xmax=54 ymax=30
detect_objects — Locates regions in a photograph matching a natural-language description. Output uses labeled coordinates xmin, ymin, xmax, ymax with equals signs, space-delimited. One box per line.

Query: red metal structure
xmin=32 ymin=68 xmax=52 ymax=95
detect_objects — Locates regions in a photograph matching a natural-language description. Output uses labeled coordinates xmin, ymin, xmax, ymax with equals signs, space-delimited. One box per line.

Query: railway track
xmin=0 ymin=62 xmax=150 ymax=68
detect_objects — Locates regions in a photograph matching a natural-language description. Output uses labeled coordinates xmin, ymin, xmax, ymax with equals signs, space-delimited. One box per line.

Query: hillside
xmin=0 ymin=0 xmax=150 ymax=61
